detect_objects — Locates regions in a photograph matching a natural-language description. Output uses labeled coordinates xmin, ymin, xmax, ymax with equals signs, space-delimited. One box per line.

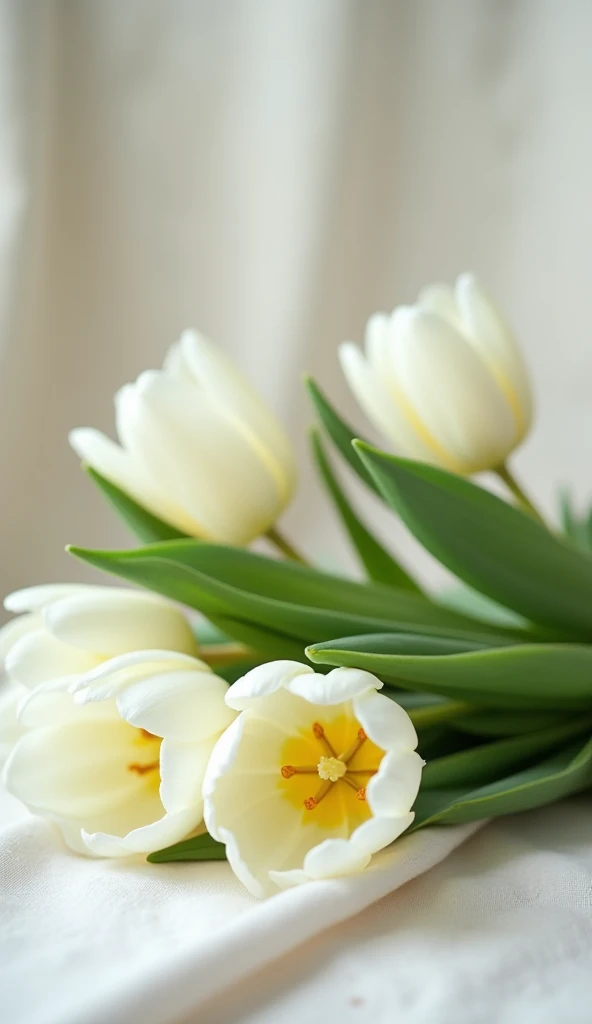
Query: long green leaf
xmin=147 ymin=832 xmax=226 ymax=863
xmin=306 ymin=634 xmax=592 ymax=709
xmin=355 ymin=444 xmax=592 ymax=637
xmin=305 ymin=377 xmax=380 ymax=493
xmin=558 ymin=489 xmax=592 ymax=553
xmin=207 ymin=614 xmax=309 ymax=662
xmin=86 ymin=467 xmax=186 ymax=543
xmin=421 ymin=720 xmax=591 ymax=789
xmin=412 ymin=734 xmax=592 ymax=828
xmin=310 ymin=429 xmax=420 ymax=591
xmin=69 ymin=541 xmax=519 ymax=647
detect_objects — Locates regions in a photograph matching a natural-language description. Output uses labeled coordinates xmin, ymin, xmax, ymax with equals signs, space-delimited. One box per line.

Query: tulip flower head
xmin=340 ymin=274 xmax=532 ymax=475
xmin=203 ymin=661 xmax=424 ymax=897
xmin=0 ymin=585 xmax=235 ymax=855
xmin=69 ymin=331 xmax=296 ymax=545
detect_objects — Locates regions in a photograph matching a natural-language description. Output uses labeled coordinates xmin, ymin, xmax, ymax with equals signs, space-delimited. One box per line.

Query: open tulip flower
xmin=0 ymin=585 xmax=236 ymax=855
xmin=69 ymin=330 xmax=297 ymax=545
xmin=203 ymin=661 xmax=424 ymax=898
xmin=340 ymin=273 xmax=532 ymax=476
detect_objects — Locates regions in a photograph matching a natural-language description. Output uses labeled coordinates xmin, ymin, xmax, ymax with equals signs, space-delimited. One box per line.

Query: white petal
xmin=339 ymin=341 xmax=436 ymax=462
xmin=4 ymin=585 xmax=98 ymax=614
xmin=300 ymin=836 xmax=371 ymax=879
xmin=68 ymin=428 xmax=172 ymax=520
xmin=3 ymin=715 xmax=151 ymax=818
xmin=354 ymin=690 xmax=418 ymax=752
xmin=71 ymin=648 xmax=205 ymax=693
xmin=455 ymin=273 xmax=532 ymax=438
xmin=418 ymin=284 xmax=464 ymax=331
xmin=117 ymin=371 xmax=286 ymax=543
xmin=5 ymin=628 xmax=101 ymax=687
xmin=225 ymin=660 xmax=314 ymax=711
xmin=82 ymin=806 xmax=200 ymax=857
xmin=0 ymin=612 xmax=40 ymax=661
xmin=299 ymin=813 xmax=414 ymax=881
xmin=44 ymin=589 xmax=197 ymax=656
xmin=366 ymin=749 xmax=424 ymax=817
xmin=115 ymin=668 xmax=234 ymax=741
xmin=0 ymin=677 xmax=27 ymax=761
xmin=287 ymin=667 xmax=382 ymax=705
xmin=159 ymin=736 xmax=212 ymax=813
xmin=392 ymin=309 xmax=517 ymax=473
xmin=177 ymin=330 xmax=296 ymax=503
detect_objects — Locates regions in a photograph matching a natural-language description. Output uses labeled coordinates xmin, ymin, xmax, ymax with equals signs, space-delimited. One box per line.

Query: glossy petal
xmin=339 ymin=341 xmax=435 ymax=462
xmin=115 ymin=668 xmax=234 ymax=741
xmin=44 ymin=589 xmax=197 ymax=656
xmin=392 ymin=309 xmax=516 ymax=473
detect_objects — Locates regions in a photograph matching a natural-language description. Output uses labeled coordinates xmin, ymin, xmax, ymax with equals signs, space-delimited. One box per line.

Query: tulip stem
xmin=266 ymin=526 xmax=308 ymax=565
xmin=200 ymin=642 xmax=256 ymax=667
xmin=494 ymin=463 xmax=546 ymax=526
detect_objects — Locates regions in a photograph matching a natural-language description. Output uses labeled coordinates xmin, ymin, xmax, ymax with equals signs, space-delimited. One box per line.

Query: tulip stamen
xmin=304 ymin=779 xmax=333 ymax=810
xmin=312 ymin=722 xmax=338 ymax=758
xmin=281 ymin=765 xmax=318 ymax=778
xmin=339 ymin=727 xmax=367 ymax=763
xmin=128 ymin=760 xmax=159 ymax=776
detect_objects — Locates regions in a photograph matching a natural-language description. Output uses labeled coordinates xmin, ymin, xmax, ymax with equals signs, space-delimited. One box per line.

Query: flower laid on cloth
xmin=202 ymin=662 xmax=424 ymax=897
xmin=0 ymin=585 xmax=235 ymax=855
xmin=339 ymin=274 xmax=532 ymax=476
xmin=69 ymin=330 xmax=296 ymax=545
xmin=4 ymin=273 xmax=592 ymax=895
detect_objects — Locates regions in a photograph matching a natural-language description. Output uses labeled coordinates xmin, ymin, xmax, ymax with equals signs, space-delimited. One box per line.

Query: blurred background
xmin=1 ymin=0 xmax=592 ymax=620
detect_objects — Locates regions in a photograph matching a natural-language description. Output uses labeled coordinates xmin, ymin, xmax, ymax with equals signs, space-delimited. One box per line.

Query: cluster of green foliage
xmin=71 ymin=381 xmax=592 ymax=862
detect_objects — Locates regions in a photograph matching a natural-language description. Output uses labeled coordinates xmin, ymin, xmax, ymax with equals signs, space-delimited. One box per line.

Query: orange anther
xmin=356 ymin=787 xmax=367 ymax=801
xmin=357 ymin=728 xmax=367 ymax=741
xmin=312 ymin=722 xmax=325 ymax=738
xmin=281 ymin=765 xmax=295 ymax=779
xmin=304 ymin=797 xmax=318 ymax=810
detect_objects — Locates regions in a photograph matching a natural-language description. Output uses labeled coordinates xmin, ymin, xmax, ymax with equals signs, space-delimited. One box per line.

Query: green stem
xmin=200 ymin=642 xmax=256 ymax=668
xmin=494 ymin=462 xmax=547 ymax=527
xmin=266 ymin=526 xmax=308 ymax=565
xmin=408 ymin=700 xmax=474 ymax=730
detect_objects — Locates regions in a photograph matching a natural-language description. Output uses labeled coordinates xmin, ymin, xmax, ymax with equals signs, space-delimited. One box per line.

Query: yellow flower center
xmin=279 ymin=715 xmax=384 ymax=829
xmin=127 ymin=728 xmax=161 ymax=789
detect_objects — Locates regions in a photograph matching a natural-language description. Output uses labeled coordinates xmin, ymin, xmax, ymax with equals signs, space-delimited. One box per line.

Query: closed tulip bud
xmin=70 ymin=331 xmax=297 ymax=544
xmin=340 ymin=274 xmax=532 ymax=475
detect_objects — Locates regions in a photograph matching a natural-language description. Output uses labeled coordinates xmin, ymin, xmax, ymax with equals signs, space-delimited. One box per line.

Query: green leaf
xmin=310 ymin=429 xmax=420 ymax=592
xmin=147 ymin=832 xmax=226 ymax=863
xmin=305 ymin=377 xmax=380 ymax=493
xmin=207 ymin=614 xmax=309 ymax=662
xmin=69 ymin=541 xmax=519 ymax=647
xmin=438 ymin=583 xmax=527 ymax=629
xmin=421 ymin=720 xmax=591 ymax=790
xmin=453 ymin=711 xmax=570 ymax=737
xmin=306 ymin=634 xmax=592 ymax=709
xmin=558 ymin=489 xmax=592 ymax=554
xmin=412 ymin=734 xmax=592 ymax=828
xmin=86 ymin=466 xmax=186 ymax=544
xmin=355 ymin=444 xmax=592 ymax=638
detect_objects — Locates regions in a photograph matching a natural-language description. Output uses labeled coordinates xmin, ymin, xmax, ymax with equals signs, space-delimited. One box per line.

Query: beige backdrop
xmin=1 ymin=0 xmax=592 ymax=619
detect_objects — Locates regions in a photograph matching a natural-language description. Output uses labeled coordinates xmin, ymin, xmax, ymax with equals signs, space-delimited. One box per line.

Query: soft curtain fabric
xmin=2 ymin=0 xmax=592 ymax=614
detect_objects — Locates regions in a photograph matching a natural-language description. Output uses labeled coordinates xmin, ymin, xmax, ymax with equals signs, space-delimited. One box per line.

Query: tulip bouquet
xmin=2 ymin=274 xmax=592 ymax=899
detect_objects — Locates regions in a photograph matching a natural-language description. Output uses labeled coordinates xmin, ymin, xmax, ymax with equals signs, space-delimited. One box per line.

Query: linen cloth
xmin=3 ymin=792 xmax=592 ymax=1024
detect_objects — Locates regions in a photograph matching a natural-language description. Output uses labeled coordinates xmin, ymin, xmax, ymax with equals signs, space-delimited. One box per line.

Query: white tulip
xmin=203 ymin=660 xmax=424 ymax=898
xmin=69 ymin=330 xmax=297 ymax=544
xmin=340 ymin=274 xmax=532 ymax=475
xmin=0 ymin=585 xmax=236 ymax=855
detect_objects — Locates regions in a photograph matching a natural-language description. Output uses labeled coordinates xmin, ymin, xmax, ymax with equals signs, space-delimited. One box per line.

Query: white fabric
xmin=3 ymin=792 xmax=592 ymax=1023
